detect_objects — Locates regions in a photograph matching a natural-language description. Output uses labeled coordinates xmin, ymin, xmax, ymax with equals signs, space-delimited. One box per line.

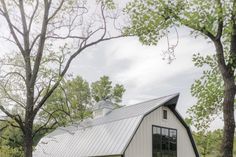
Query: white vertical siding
xmin=124 ymin=106 xmax=196 ymax=157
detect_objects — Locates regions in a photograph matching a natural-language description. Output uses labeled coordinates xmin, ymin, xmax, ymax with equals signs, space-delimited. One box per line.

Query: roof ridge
xmin=115 ymin=93 xmax=179 ymax=110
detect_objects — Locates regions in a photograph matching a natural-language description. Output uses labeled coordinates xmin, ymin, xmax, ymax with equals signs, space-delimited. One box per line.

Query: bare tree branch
xmin=0 ymin=1 xmax=125 ymax=156
xmin=19 ymin=0 xmax=30 ymax=51
xmin=0 ymin=0 xmax=25 ymax=54
xmin=30 ymin=0 xmax=50 ymax=87
xmin=0 ymin=105 xmax=25 ymax=134
xmin=47 ymin=0 xmax=65 ymax=22
xmin=28 ymin=0 xmax=39 ymax=32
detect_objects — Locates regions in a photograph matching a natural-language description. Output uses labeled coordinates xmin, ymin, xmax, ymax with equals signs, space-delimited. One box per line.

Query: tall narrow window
xmin=152 ymin=126 xmax=177 ymax=157
xmin=152 ymin=127 xmax=161 ymax=157
xmin=169 ymin=129 xmax=177 ymax=156
xmin=163 ymin=109 xmax=168 ymax=119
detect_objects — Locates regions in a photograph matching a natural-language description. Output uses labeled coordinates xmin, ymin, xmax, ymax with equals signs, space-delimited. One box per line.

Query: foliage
xmin=91 ymin=76 xmax=125 ymax=106
xmin=0 ymin=120 xmax=23 ymax=156
xmin=39 ymin=75 xmax=125 ymax=128
xmin=125 ymin=0 xmax=233 ymax=44
xmin=0 ymin=121 xmax=48 ymax=155
xmin=0 ymin=146 xmax=23 ymax=157
xmin=125 ymin=1 xmax=236 ymax=156
xmin=39 ymin=76 xmax=91 ymax=127
xmin=0 ymin=120 xmax=23 ymax=148
xmin=125 ymin=0 xmax=234 ymax=63
xmin=193 ymin=130 xmax=222 ymax=157
xmin=188 ymin=54 xmax=224 ymax=130
xmin=0 ymin=75 xmax=125 ymax=155
xmin=0 ymin=0 xmax=124 ymax=156
xmin=193 ymin=130 xmax=236 ymax=157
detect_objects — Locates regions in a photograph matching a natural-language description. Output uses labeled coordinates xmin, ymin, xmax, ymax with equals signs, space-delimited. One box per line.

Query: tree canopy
xmin=188 ymin=54 xmax=224 ymax=130
xmin=91 ymin=76 xmax=125 ymax=105
xmin=0 ymin=75 xmax=125 ymax=156
xmin=39 ymin=75 xmax=125 ymax=127
xmin=0 ymin=0 xmax=125 ymax=156
xmin=126 ymin=0 xmax=236 ymax=156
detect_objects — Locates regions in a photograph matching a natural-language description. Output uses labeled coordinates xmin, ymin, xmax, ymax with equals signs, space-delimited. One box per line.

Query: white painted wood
xmin=124 ymin=106 xmax=196 ymax=157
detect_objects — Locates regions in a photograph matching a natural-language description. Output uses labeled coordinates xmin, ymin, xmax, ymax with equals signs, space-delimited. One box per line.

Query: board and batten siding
xmin=124 ymin=106 xmax=196 ymax=157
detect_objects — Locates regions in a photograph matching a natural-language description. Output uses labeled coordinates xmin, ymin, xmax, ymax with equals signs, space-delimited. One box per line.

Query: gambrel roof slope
xmin=33 ymin=93 xmax=198 ymax=157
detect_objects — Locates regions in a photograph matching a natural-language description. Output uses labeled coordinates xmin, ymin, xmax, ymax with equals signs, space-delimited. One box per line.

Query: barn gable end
xmin=124 ymin=100 xmax=199 ymax=157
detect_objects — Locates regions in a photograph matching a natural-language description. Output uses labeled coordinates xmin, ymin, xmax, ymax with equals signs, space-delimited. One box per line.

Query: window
xmin=163 ymin=109 xmax=167 ymax=119
xmin=152 ymin=126 xmax=177 ymax=157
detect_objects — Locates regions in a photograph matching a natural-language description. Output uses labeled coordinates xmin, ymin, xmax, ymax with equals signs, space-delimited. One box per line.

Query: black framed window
xmin=163 ymin=109 xmax=168 ymax=119
xmin=152 ymin=126 xmax=177 ymax=157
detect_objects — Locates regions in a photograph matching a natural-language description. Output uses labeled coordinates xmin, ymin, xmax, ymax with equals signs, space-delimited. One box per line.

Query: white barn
xmin=34 ymin=93 xmax=199 ymax=157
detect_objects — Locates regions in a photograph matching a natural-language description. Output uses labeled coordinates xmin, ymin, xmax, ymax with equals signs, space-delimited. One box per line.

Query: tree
xmin=188 ymin=54 xmax=224 ymax=130
xmin=0 ymin=146 xmax=23 ymax=157
xmin=39 ymin=76 xmax=91 ymax=127
xmin=40 ymin=75 xmax=125 ymax=127
xmin=0 ymin=120 xmax=23 ymax=148
xmin=0 ymin=75 xmax=125 ymax=156
xmin=193 ymin=130 xmax=223 ymax=157
xmin=91 ymin=76 xmax=125 ymax=106
xmin=0 ymin=0 xmax=125 ymax=156
xmin=126 ymin=0 xmax=236 ymax=156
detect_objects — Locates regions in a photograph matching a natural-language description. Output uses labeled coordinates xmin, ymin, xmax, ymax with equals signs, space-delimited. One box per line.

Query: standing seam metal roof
xmin=33 ymin=93 xmax=179 ymax=157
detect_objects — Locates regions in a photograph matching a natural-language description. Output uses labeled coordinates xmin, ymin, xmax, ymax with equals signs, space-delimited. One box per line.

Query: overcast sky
xmin=0 ymin=1 xmax=225 ymax=132
xmin=66 ymin=27 xmax=223 ymax=130
xmin=0 ymin=23 xmax=222 ymax=129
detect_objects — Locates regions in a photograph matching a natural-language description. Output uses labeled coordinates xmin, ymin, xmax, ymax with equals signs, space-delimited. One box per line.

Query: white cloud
xmin=68 ymin=27 xmax=223 ymax=130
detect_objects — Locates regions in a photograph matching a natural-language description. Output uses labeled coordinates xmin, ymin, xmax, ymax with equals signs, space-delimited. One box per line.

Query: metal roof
xmin=33 ymin=93 xmax=179 ymax=157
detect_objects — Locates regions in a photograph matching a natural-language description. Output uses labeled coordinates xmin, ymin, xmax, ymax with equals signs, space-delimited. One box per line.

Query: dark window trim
xmin=163 ymin=109 xmax=168 ymax=119
xmin=152 ymin=125 xmax=177 ymax=157
xmin=152 ymin=125 xmax=177 ymax=131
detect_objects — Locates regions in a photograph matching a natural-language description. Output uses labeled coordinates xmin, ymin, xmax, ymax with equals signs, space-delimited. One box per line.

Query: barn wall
xmin=124 ymin=106 xmax=196 ymax=157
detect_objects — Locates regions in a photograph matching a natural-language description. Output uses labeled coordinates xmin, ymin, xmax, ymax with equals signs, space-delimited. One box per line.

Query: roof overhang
xmin=163 ymin=93 xmax=179 ymax=109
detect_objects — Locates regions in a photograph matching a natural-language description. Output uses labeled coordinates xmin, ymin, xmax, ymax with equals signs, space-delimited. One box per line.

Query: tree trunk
xmin=23 ymin=121 xmax=33 ymax=157
xmin=222 ymin=78 xmax=235 ymax=157
xmin=214 ymin=40 xmax=235 ymax=157
xmin=24 ymin=86 xmax=34 ymax=157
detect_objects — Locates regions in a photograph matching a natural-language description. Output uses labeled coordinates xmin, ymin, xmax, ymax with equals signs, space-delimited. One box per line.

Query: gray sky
xmin=0 ymin=1 xmax=224 ymax=132
xmin=67 ymin=27 xmax=223 ymax=130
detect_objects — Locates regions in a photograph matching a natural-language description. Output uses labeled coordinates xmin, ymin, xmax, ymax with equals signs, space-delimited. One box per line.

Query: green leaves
xmin=40 ymin=76 xmax=91 ymax=126
xmin=193 ymin=130 xmax=223 ymax=157
xmin=125 ymin=0 xmax=184 ymax=45
xmin=192 ymin=53 xmax=217 ymax=68
xmin=0 ymin=146 xmax=23 ymax=157
xmin=91 ymin=76 xmax=112 ymax=102
xmin=40 ymin=75 xmax=125 ymax=127
xmin=126 ymin=1 xmax=236 ymax=155
xmin=97 ymin=0 xmax=116 ymax=10
xmin=0 ymin=120 xmax=23 ymax=157
xmin=188 ymin=54 xmax=224 ymax=130
xmin=125 ymin=0 xmax=234 ymax=44
xmin=91 ymin=76 xmax=125 ymax=106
